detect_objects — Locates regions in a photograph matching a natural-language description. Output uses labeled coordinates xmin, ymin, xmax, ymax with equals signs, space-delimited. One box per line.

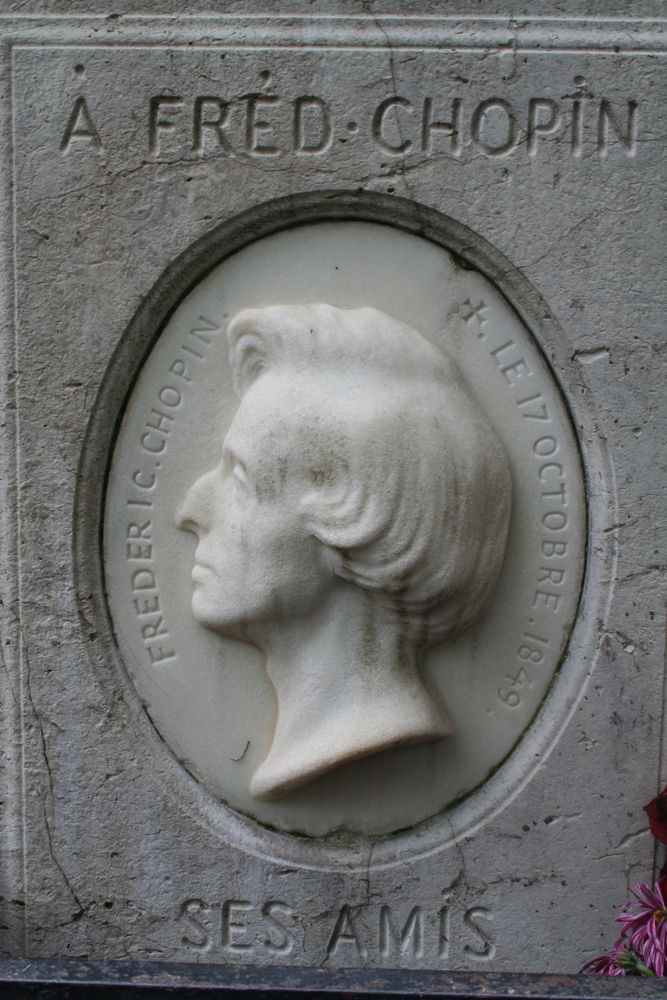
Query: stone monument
xmin=0 ymin=1 xmax=663 ymax=975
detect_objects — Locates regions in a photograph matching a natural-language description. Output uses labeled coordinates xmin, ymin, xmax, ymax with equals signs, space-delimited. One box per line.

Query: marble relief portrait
xmin=177 ymin=303 xmax=512 ymax=801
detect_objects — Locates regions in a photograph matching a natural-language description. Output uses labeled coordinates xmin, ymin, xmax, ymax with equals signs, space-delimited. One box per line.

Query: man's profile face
xmin=176 ymin=374 xmax=333 ymax=640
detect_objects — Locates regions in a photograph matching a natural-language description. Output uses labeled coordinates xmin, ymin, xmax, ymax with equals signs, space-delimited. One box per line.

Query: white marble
xmin=176 ymin=303 xmax=511 ymax=799
xmin=104 ymin=223 xmax=585 ymax=835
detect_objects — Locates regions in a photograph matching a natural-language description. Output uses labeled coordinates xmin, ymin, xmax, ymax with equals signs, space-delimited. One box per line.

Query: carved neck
xmin=248 ymin=582 xmax=451 ymax=801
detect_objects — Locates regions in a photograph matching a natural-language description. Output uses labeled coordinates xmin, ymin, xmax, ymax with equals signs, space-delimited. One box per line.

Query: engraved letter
xmin=141 ymin=617 xmax=168 ymax=640
xmin=127 ymin=521 xmax=152 ymax=540
xmin=542 ymin=540 xmax=567 ymax=558
xmin=261 ymin=901 xmax=295 ymax=955
xmin=244 ymin=95 xmax=281 ymax=155
xmin=158 ymin=387 xmax=182 ymax=408
xmin=169 ymin=359 xmax=192 ymax=383
xmin=180 ymin=899 xmax=211 ymax=953
xmin=500 ymin=358 xmax=531 ymax=385
xmin=489 ymin=340 xmax=515 ymax=365
xmin=438 ymin=904 xmax=450 ymax=959
xmin=421 ymin=98 xmax=462 ymax=156
xmin=149 ymin=96 xmax=183 ymax=155
xmin=372 ymin=97 xmax=413 ymax=155
xmin=542 ymin=481 xmax=567 ymax=506
xmin=60 ymin=97 xmax=102 ymax=153
xmin=147 ymin=642 xmax=175 ymax=663
xmin=539 ymin=462 xmax=563 ymax=481
xmin=463 ymin=907 xmax=496 ymax=960
xmin=533 ymin=590 xmax=560 ymax=611
xmin=146 ymin=409 xmax=173 ymax=433
xmin=542 ymin=511 xmax=567 ymax=531
xmin=527 ymin=98 xmax=561 ymax=156
xmin=131 ymin=569 xmax=155 ymax=591
xmin=134 ymin=594 xmax=160 ymax=616
xmin=127 ymin=540 xmax=152 ymax=561
xmin=326 ymin=905 xmax=367 ymax=958
xmin=140 ymin=431 xmax=166 ymax=454
xmin=471 ymin=99 xmax=519 ymax=157
xmin=379 ymin=905 xmax=423 ymax=959
xmin=517 ymin=393 xmax=549 ymax=421
xmin=189 ymin=315 xmax=220 ymax=344
xmin=293 ymin=97 xmax=332 ymax=153
xmin=132 ymin=470 xmax=156 ymax=490
xmin=533 ymin=436 xmax=558 ymax=457
xmin=598 ymin=100 xmax=638 ymax=157
xmin=222 ymin=900 xmax=253 ymax=952
xmin=570 ymin=99 xmax=584 ymax=157
xmin=193 ymin=96 xmax=232 ymax=153
xmin=538 ymin=567 xmax=565 ymax=585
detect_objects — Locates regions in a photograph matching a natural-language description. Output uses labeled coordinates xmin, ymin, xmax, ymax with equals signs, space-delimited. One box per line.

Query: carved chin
xmin=190 ymin=590 xmax=217 ymax=626
xmin=190 ymin=593 xmax=249 ymax=638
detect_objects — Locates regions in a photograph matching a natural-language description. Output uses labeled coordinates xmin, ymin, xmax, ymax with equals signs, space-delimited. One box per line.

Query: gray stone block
xmin=0 ymin=3 xmax=664 ymax=974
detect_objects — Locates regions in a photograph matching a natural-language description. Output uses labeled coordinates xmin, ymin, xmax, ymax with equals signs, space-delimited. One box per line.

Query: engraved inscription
xmin=141 ymin=81 xmax=637 ymax=161
xmin=372 ymin=82 xmax=638 ymax=159
xmin=459 ymin=305 xmax=576 ymax=713
xmin=176 ymin=897 xmax=496 ymax=965
xmin=60 ymin=68 xmax=638 ymax=162
xmin=123 ymin=316 xmax=222 ymax=668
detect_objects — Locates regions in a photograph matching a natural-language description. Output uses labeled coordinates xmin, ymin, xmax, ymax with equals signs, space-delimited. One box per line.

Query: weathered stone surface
xmin=0 ymin=2 xmax=664 ymax=974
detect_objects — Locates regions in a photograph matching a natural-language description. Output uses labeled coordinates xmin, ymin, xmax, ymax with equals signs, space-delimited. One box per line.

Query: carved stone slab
xmin=0 ymin=3 xmax=664 ymax=975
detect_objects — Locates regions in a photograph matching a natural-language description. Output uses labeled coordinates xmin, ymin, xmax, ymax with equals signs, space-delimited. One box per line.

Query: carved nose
xmin=175 ymin=490 xmax=199 ymax=535
xmin=176 ymin=470 xmax=214 ymax=534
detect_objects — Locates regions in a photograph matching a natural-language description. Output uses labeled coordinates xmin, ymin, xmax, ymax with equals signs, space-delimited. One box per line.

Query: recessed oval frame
xmin=74 ymin=191 xmax=615 ymax=872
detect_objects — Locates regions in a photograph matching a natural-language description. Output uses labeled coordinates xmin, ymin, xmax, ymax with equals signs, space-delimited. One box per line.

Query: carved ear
xmin=229 ymin=332 xmax=267 ymax=395
xmin=227 ymin=310 xmax=270 ymax=395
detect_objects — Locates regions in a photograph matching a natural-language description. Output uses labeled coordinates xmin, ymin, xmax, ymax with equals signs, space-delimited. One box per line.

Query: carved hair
xmin=227 ymin=304 xmax=511 ymax=647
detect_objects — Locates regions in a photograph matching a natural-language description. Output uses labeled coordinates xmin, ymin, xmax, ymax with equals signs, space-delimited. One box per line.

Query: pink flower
xmin=581 ymin=939 xmax=654 ymax=976
xmin=644 ymin=785 xmax=667 ymax=845
xmin=581 ymin=942 xmax=627 ymax=976
xmin=617 ymin=879 xmax=667 ymax=975
xmin=642 ymin=935 xmax=666 ymax=978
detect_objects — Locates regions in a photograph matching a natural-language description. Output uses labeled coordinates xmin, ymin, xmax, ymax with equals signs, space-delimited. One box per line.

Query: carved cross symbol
xmin=461 ymin=299 xmax=489 ymax=335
